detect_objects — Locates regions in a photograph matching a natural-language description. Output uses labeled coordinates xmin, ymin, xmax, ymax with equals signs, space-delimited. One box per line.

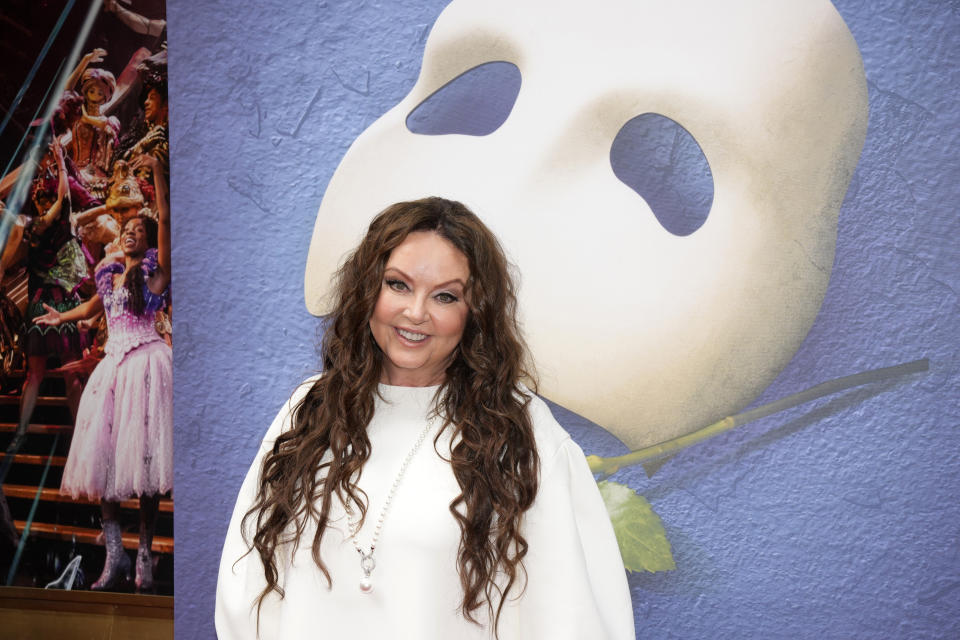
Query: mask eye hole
xmin=406 ymin=61 xmax=521 ymax=136
xmin=610 ymin=113 xmax=714 ymax=236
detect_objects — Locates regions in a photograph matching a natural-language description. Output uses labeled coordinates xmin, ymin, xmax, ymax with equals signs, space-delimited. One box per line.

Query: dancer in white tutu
xmin=36 ymin=153 xmax=171 ymax=592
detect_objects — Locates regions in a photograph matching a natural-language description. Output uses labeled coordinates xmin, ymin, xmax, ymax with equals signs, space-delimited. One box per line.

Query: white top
xmin=216 ymin=380 xmax=636 ymax=639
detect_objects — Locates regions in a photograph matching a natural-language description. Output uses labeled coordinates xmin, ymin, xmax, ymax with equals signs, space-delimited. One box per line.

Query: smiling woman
xmin=216 ymin=197 xmax=635 ymax=639
xmin=370 ymin=231 xmax=470 ymax=387
xmin=34 ymin=154 xmax=172 ymax=593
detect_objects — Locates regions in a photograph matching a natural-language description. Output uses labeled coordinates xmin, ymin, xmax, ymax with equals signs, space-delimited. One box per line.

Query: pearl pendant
xmin=358 ymin=551 xmax=376 ymax=594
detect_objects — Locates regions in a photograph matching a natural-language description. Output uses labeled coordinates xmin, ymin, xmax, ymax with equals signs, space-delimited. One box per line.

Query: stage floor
xmin=0 ymin=587 xmax=173 ymax=639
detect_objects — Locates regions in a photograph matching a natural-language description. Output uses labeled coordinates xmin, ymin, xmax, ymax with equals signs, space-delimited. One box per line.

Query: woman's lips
xmin=395 ymin=327 xmax=428 ymax=343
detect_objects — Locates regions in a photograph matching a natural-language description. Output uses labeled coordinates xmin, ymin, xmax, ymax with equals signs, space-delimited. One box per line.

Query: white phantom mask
xmin=305 ymin=0 xmax=868 ymax=449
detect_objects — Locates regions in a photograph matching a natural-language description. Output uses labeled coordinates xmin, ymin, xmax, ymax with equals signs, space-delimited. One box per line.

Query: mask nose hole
xmin=406 ymin=61 xmax=521 ymax=136
xmin=610 ymin=113 xmax=714 ymax=236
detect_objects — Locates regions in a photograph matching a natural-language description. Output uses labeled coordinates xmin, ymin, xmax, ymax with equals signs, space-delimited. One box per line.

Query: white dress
xmin=216 ymin=380 xmax=635 ymax=640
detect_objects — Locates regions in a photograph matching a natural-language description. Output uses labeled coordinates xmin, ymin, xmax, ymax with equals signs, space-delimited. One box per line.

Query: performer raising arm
xmin=36 ymin=153 xmax=171 ymax=592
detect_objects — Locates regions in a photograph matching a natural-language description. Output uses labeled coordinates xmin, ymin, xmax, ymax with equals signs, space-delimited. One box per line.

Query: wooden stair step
xmin=2 ymin=369 xmax=66 ymax=379
xmin=0 ymin=395 xmax=67 ymax=407
xmin=14 ymin=521 xmax=173 ymax=554
xmin=2 ymin=484 xmax=173 ymax=513
xmin=0 ymin=422 xmax=72 ymax=435
xmin=0 ymin=453 xmax=68 ymax=467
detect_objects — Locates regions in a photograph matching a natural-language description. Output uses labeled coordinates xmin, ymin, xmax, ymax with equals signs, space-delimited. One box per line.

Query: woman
xmin=217 ymin=198 xmax=634 ymax=639
xmin=70 ymin=158 xmax=144 ymax=265
xmin=36 ymin=154 xmax=172 ymax=592
xmin=4 ymin=141 xmax=90 ymax=467
xmin=64 ymin=49 xmax=120 ymax=200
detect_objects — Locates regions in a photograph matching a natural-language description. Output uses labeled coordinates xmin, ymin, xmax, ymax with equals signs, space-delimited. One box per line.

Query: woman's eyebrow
xmin=384 ymin=267 xmax=465 ymax=290
xmin=383 ymin=266 xmax=410 ymax=280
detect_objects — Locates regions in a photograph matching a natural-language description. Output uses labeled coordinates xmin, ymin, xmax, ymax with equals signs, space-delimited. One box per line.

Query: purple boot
xmin=90 ymin=519 xmax=130 ymax=590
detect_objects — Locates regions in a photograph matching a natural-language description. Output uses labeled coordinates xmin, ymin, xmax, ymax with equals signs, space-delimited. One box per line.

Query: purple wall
xmin=169 ymin=0 xmax=960 ymax=637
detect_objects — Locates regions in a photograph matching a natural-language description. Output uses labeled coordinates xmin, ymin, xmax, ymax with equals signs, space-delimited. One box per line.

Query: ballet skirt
xmin=60 ymin=249 xmax=172 ymax=501
xmin=216 ymin=380 xmax=635 ymax=639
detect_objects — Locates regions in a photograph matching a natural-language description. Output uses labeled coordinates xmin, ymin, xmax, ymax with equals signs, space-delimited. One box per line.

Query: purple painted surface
xmin=168 ymin=0 xmax=960 ymax=637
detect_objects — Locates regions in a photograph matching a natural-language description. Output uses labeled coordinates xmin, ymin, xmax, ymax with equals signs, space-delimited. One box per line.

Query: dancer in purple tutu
xmin=36 ymin=153 xmax=171 ymax=592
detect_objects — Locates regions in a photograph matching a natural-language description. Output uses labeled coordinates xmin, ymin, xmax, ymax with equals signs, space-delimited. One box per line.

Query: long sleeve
xmin=215 ymin=379 xmax=316 ymax=640
xmin=501 ymin=398 xmax=636 ymax=639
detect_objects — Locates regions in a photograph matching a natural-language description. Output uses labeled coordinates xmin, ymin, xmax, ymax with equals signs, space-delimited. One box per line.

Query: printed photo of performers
xmin=0 ymin=0 xmax=172 ymax=597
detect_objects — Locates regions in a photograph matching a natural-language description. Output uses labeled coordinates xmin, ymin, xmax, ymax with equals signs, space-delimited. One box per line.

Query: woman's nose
xmin=403 ymin=295 xmax=428 ymax=324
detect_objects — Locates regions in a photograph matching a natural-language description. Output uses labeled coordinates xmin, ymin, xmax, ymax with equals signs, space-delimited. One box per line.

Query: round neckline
xmin=377 ymin=382 xmax=442 ymax=390
xmin=376 ymin=382 xmax=442 ymax=405
xmin=377 ymin=382 xmax=441 ymax=394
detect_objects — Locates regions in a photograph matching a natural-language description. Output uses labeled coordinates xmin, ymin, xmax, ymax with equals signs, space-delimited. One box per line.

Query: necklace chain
xmin=344 ymin=417 xmax=435 ymax=593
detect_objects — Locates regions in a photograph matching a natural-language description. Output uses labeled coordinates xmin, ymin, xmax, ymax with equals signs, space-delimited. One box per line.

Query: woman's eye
xmin=435 ymin=292 xmax=458 ymax=304
xmin=385 ymin=279 xmax=408 ymax=292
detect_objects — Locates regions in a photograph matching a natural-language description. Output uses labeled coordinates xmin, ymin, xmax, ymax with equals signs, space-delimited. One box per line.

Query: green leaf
xmin=597 ymin=480 xmax=675 ymax=573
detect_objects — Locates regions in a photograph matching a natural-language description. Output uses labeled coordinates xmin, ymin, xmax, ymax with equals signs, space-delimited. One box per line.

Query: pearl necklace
xmin=344 ymin=416 xmax=436 ymax=594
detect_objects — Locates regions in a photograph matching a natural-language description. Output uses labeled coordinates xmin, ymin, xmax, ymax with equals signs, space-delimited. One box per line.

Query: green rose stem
xmin=587 ymin=358 xmax=929 ymax=479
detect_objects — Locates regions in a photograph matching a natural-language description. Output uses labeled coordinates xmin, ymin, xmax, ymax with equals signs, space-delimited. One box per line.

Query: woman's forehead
xmin=387 ymin=232 xmax=468 ymax=275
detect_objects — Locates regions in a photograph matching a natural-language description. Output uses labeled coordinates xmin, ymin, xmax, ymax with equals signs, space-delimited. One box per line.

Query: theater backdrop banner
xmin=169 ymin=0 xmax=957 ymax=637
xmin=0 ymin=0 xmax=172 ymax=599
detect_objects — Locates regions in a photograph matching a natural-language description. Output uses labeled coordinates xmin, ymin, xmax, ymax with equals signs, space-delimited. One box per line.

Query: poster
xmin=172 ymin=0 xmax=958 ymax=636
xmin=0 ymin=0 xmax=172 ymax=600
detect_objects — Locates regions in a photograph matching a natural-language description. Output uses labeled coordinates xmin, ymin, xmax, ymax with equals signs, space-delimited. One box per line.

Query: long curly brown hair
xmin=243 ymin=197 xmax=539 ymax=633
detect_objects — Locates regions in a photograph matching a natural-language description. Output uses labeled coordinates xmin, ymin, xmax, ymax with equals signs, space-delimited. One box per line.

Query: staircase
xmin=0 ymin=369 xmax=173 ymax=594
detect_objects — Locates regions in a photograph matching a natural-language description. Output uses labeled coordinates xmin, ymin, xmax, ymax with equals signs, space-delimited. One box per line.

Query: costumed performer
xmin=64 ymin=49 xmax=120 ymax=200
xmin=36 ymin=154 xmax=172 ymax=592
xmin=4 ymin=140 xmax=90 ymax=466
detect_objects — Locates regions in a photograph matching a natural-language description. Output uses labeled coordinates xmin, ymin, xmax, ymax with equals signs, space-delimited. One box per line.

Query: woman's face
xmin=143 ymin=89 xmax=166 ymax=125
xmin=85 ymin=83 xmax=106 ymax=106
xmin=370 ymin=231 xmax=470 ymax=387
xmin=122 ymin=219 xmax=149 ymax=256
xmin=33 ymin=193 xmax=53 ymax=214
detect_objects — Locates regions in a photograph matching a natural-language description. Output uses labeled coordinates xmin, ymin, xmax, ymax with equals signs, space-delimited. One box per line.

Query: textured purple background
xmin=168 ymin=0 xmax=959 ymax=637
